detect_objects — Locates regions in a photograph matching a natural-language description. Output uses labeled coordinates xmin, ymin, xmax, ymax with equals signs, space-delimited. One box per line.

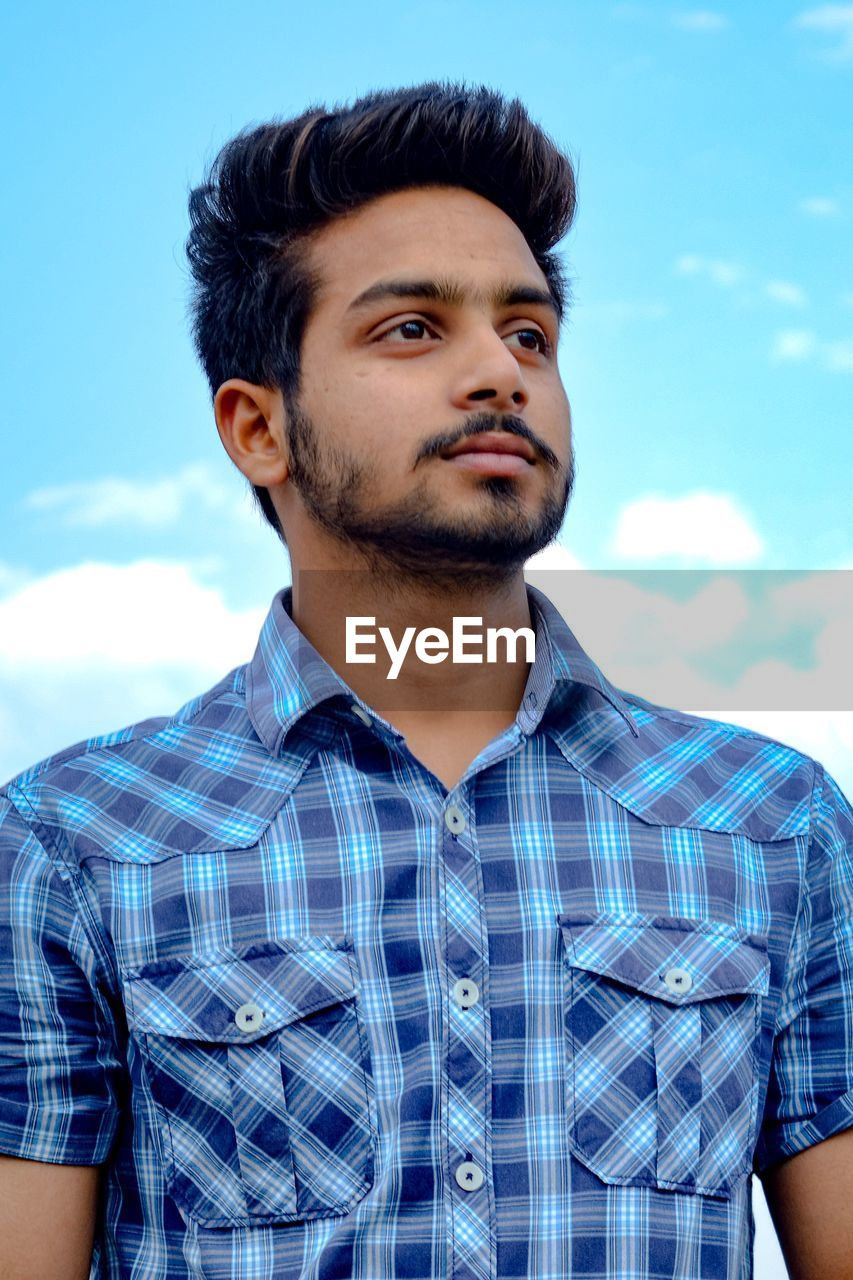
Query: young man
xmin=1 ymin=83 xmax=851 ymax=1280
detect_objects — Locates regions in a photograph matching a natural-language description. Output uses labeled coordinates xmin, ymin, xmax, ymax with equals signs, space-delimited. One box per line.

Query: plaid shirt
xmin=2 ymin=583 xmax=852 ymax=1280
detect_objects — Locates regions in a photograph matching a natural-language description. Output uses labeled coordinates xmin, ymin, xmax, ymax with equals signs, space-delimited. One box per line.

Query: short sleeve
xmin=754 ymin=763 xmax=853 ymax=1175
xmin=0 ymin=793 xmax=123 ymax=1164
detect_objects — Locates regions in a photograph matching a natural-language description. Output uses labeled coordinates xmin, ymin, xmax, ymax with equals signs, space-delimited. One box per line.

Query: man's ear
xmin=214 ymin=379 xmax=289 ymax=487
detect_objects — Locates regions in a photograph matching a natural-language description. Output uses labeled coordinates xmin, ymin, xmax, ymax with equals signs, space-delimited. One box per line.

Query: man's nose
xmin=451 ymin=330 xmax=529 ymax=412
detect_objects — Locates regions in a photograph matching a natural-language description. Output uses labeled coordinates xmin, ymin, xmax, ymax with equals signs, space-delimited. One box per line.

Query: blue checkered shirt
xmin=2 ymin=583 xmax=852 ymax=1279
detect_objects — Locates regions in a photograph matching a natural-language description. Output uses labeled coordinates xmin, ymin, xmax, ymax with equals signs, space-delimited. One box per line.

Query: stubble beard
xmin=283 ymin=396 xmax=575 ymax=595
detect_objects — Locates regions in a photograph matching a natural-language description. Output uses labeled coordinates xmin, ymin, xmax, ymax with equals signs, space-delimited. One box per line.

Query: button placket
xmin=441 ymin=797 xmax=491 ymax=1264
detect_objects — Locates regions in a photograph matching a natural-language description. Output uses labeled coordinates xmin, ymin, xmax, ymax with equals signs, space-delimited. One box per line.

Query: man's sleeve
xmin=0 ymin=792 xmax=123 ymax=1164
xmin=754 ymin=762 xmax=853 ymax=1176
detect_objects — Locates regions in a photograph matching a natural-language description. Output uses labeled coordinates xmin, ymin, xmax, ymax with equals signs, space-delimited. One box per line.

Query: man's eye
xmin=506 ymin=328 xmax=552 ymax=355
xmin=379 ymin=319 xmax=436 ymax=342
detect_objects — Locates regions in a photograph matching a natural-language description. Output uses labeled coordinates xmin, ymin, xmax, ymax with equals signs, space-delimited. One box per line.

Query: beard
xmin=282 ymin=397 xmax=575 ymax=593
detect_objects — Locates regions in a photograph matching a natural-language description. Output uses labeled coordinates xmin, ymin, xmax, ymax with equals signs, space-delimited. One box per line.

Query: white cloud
xmin=0 ymin=559 xmax=271 ymax=783
xmin=770 ymin=328 xmax=853 ymax=369
xmin=23 ymin=461 xmax=257 ymax=530
xmin=799 ymin=196 xmax=840 ymax=216
xmin=0 ymin=560 xmax=266 ymax=670
xmin=676 ymin=254 xmax=742 ymax=287
xmin=793 ymin=6 xmax=853 ymax=60
xmin=771 ymin=329 xmax=818 ymax=361
xmin=672 ymin=10 xmax=730 ymax=30
xmin=525 ymin=543 xmax=585 ymax=571
xmin=611 ymin=492 xmax=765 ymax=565
xmin=764 ymin=279 xmax=808 ymax=306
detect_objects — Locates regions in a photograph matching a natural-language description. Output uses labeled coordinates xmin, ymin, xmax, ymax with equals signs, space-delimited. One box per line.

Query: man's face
xmin=277 ymin=184 xmax=574 ymax=580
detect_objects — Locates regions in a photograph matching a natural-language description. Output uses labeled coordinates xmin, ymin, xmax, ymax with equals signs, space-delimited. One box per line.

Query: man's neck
xmin=289 ymin=564 xmax=535 ymax=720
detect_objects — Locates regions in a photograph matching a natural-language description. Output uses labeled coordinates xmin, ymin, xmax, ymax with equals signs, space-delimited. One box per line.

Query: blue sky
xmin=3 ymin=0 xmax=852 ymax=744
xmin=2 ymin=4 xmax=852 ymax=1267
xmin=3 ymin=0 xmax=852 ymax=593
xmin=2 ymin=0 xmax=851 ymax=745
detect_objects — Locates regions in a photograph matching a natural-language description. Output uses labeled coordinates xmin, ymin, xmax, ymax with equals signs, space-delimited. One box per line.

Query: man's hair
xmin=185 ymin=81 xmax=577 ymax=541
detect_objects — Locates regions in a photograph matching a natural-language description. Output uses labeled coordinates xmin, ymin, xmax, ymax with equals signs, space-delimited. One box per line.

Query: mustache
xmin=421 ymin=412 xmax=561 ymax=471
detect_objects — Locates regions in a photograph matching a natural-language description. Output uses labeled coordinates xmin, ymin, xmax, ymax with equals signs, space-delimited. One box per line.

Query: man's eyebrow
xmin=345 ymin=276 xmax=561 ymax=322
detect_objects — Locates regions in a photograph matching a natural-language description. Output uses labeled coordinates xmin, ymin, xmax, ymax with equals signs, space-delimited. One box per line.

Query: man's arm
xmin=760 ymin=1129 xmax=853 ymax=1280
xmin=0 ymin=1155 xmax=100 ymax=1280
xmin=0 ymin=797 xmax=121 ymax=1277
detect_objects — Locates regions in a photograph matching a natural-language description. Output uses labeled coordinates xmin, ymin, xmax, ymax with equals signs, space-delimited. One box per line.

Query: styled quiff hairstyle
xmin=186 ymin=81 xmax=577 ymax=540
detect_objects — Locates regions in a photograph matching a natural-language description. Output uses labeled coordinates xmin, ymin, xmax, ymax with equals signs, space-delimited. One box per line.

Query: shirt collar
xmin=245 ymin=581 xmax=638 ymax=758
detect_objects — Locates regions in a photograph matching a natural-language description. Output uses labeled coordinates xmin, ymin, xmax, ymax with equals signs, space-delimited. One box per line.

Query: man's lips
xmin=440 ymin=432 xmax=536 ymax=463
xmin=443 ymin=451 xmax=533 ymax=476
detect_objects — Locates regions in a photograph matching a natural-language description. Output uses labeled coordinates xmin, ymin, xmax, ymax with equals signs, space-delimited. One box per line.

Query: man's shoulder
xmin=622 ymin=688 xmax=816 ymax=771
xmin=4 ymin=666 xmax=248 ymax=788
xmin=1 ymin=664 xmax=283 ymax=863
xmin=553 ymin=685 xmax=820 ymax=844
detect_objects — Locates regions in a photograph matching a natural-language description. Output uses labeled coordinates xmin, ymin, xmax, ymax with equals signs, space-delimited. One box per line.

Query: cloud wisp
xmin=676 ymin=254 xmax=743 ymax=287
xmin=799 ymin=195 xmax=841 ymax=216
xmin=793 ymin=6 xmax=853 ymax=62
xmin=764 ymin=280 xmax=808 ymax=306
xmin=23 ymin=462 xmax=258 ymax=530
xmin=677 ymin=256 xmax=811 ymax=309
xmin=577 ymin=300 xmax=670 ymax=323
xmin=771 ymin=329 xmax=853 ymax=369
xmin=672 ymin=10 xmax=730 ymax=31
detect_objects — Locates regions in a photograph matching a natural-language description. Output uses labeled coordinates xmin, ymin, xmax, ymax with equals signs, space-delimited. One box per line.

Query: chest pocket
xmin=557 ymin=913 xmax=770 ymax=1199
xmin=122 ymin=938 xmax=376 ymax=1229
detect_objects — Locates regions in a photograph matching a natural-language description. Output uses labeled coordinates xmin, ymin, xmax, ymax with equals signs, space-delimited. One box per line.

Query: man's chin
xmin=351 ymin=531 xmax=556 ymax=577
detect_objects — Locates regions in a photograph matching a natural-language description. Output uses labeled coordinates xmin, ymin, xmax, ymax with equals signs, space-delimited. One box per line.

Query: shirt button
xmin=350 ymin=703 xmax=373 ymax=727
xmin=663 ymin=967 xmax=693 ymax=996
xmin=452 ymin=977 xmax=480 ymax=1008
xmin=234 ymin=1001 xmax=265 ymax=1032
xmin=454 ymin=1161 xmax=484 ymax=1191
xmin=445 ymin=805 xmax=466 ymax=835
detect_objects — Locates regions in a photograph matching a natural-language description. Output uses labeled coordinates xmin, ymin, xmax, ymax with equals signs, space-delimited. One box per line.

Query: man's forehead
xmin=305 ymin=185 xmax=549 ymax=314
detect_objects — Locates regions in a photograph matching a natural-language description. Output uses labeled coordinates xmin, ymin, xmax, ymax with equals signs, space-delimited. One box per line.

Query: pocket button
xmin=663 ymin=967 xmax=693 ymax=995
xmin=234 ymin=1001 xmax=265 ymax=1032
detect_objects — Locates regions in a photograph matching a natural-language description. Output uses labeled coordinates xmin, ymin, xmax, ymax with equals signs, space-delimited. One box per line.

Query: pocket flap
xmin=122 ymin=938 xmax=357 ymax=1042
xmin=557 ymin=912 xmax=769 ymax=1003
